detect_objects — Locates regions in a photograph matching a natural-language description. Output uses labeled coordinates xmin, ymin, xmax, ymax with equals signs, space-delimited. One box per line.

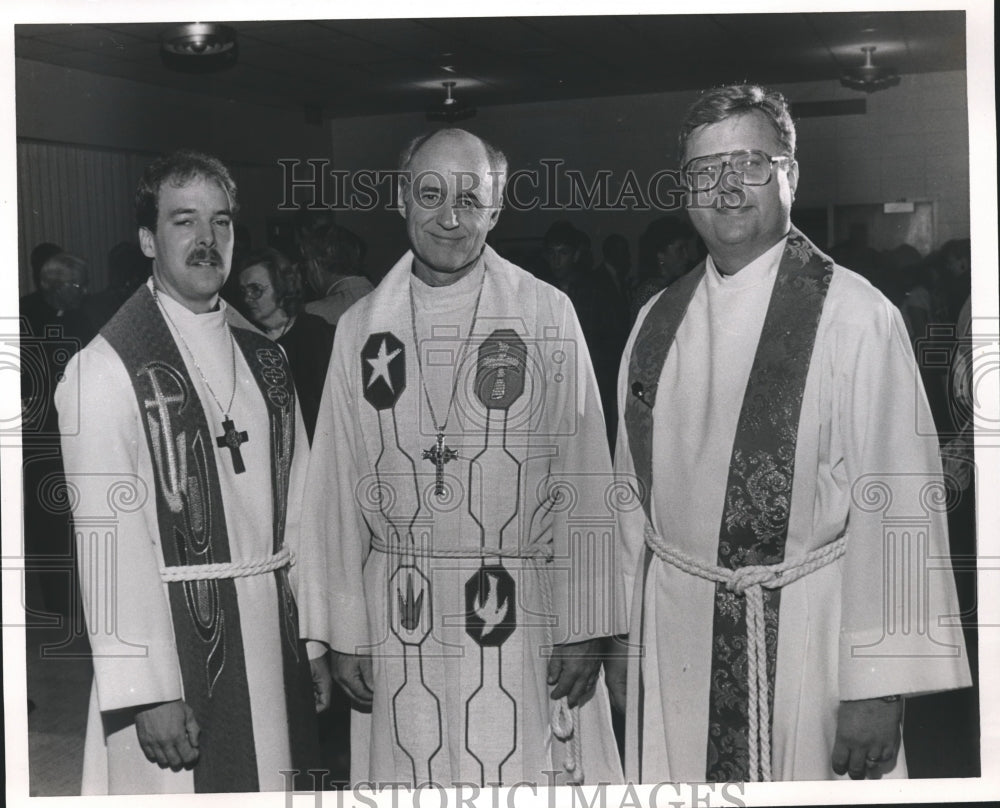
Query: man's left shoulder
xmin=823 ymin=263 xmax=897 ymax=327
xmin=227 ymin=311 xmax=291 ymax=368
xmin=501 ymin=257 xmax=571 ymax=306
xmin=225 ymin=304 xmax=266 ymax=336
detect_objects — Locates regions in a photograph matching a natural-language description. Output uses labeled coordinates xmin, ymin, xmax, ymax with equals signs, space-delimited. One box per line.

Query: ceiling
xmin=14 ymin=12 xmax=967 ymax=119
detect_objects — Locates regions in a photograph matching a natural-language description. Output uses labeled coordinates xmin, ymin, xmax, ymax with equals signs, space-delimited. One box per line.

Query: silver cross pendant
xmin=422 ymin=432 xmax=458 ymax=496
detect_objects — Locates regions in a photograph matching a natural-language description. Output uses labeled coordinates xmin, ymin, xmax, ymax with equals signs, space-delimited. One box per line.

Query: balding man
xmin=304 ymin=128 xmax=622 ymax=787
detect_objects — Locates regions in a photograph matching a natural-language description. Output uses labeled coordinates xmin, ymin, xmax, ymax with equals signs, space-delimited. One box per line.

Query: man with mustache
xmin=56 ymin=150 xmax=331 ymax=794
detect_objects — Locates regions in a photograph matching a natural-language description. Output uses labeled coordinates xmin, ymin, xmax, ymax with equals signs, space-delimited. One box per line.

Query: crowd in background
xmin=19 ymin=209 xmax=974 ymax=599
xmin=18 ymin=187 xmax=978 ymax=786
xmin=19 ymin=213 xmax=973 ymax=464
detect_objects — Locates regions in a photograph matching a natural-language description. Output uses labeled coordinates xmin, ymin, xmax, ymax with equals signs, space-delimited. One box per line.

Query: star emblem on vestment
xmin=361 ymin=332 xmax=406 ymax=411
xmin=367 ymin=339 xmax=402 ymax=393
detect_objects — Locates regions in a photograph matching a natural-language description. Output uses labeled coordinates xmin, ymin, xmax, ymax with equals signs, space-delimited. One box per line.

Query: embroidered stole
xmin=102 ymin=287 xmax=317 ymax=792
xmin=623 ymin=230 xmax=832 ymax=781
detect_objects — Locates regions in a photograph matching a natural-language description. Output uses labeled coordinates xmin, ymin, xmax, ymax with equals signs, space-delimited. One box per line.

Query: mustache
xmin=187 ymin=248 xmax=223 ymax=266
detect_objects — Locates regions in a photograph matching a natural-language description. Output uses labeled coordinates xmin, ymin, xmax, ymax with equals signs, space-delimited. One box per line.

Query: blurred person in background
xmin=632 ymin=216 xmax=698 ymax=320
xmin=85 ymin=241 xmax=152 ymax=330
xmin=296 ymin=213 xmax=373 ymax=326
xmin=238 ymin=246 xmax=334 ymax=444
xmin=21 ymin=250 xmax=94 ymax=621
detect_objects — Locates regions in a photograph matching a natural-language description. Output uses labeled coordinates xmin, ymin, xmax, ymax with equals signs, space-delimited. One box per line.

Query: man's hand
xmin=831 ymin=696 xmax=904 ymax=779
xmin=310 ymin=652 xmax=334 ymax=713
xmin=603 ymin=650 xmax=628 ymax=715
xmin=331 ymin=650 xmax=374 ymax=709
xmin=547 ymin=638 xmax=604 ymax=708
xmin=134 ymin=699 xmax=200 ymax=770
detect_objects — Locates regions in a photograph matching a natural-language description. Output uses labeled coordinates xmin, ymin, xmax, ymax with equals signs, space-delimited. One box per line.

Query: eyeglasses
xmin=682 ymin=150 xmax=792 ymax=192
xmin=240 ymin=282 xmax=270 ymax=301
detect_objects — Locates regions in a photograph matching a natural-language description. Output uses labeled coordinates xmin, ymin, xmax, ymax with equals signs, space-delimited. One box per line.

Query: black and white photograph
xmin=3 ymin=1 xmax=997 ymax=806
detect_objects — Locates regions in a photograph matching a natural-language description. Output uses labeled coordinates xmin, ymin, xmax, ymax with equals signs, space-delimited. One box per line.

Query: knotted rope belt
xmin=643 ymin=523 xmax=847 ymax=782
xmin=160 ymin=545 xmax=294 ymax=582
xmin=370 ymin=535 xmax=585 ymax=784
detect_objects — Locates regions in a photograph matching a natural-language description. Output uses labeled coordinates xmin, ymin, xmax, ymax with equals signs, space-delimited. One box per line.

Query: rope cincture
xmin=535 ymin=553 xmax=584 ymax=785
xmin=160 ymin=545 xmax=294 ymax=582
xmin=369 ymin=534 xmax=584 ymax=783
xmin=643 ymin=523 xmax=847 ymax=782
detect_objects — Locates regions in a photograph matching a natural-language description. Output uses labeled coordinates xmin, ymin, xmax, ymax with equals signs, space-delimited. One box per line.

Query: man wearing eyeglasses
xmin=21 ymin=251 xmax=94 ymax=622
xmin=609 ymin=84 xmax=970 ymax=782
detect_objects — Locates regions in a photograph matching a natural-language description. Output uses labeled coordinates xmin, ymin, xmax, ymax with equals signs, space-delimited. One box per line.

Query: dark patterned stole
xmin=623 ymin=230 xmax=832 ymax=781
xmin=102 ymin=286 xmax=317 ymax=792
xmin=233 ymin=330 xmax=320 ymax=785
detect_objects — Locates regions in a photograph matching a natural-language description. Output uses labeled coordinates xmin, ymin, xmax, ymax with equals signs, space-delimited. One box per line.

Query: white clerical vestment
xmin=615 ymin=239 xmax=971 ymax=782
xmin=304 ymin=247 xmax=624 ymax=787
xmin=56 ymin=285 xmax=324 ymax=794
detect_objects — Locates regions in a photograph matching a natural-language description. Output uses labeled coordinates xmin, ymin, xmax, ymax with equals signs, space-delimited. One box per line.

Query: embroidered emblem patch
xmin=389 ymin=565 xmax=432 ymax=644
xmin=474 ymin=329 xmax=526 ymax=410
xmin=362 ymin=332 xmax=406 ymax=410
xmin=465 ymin=564 xmax=516 ymax=647
xmin=256 ymin=347 xmax=291 ymax=408
xmin=139 ymin=360 xmax=190 ymax=514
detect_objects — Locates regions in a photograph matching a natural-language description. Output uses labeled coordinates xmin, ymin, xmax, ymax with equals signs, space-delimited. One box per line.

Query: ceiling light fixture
xmin=160 ymin=22 xmax=238 ymax=72
xmin=840 ymin=46 xmax=900 ymax=93
xmin=426 ymin=80 xmax=476 ymax=123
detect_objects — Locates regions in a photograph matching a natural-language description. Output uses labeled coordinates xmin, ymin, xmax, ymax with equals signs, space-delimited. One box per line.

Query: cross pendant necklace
xmin=152 ymin=284 xmax=249 ymax=474
xmin=409 ymin=261 xmax=487 ymax=498
xmin=422 ymin=431 xmax=459 ymax=496
xmin=217 ymin=417 xmax=249 ymax=474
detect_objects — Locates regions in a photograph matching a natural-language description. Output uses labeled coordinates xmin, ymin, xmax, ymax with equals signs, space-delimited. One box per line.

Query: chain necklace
xmin=408 ymin=263 xmax=487 ymax=496
xmin=151 ymin=284 xmax=249 ymax=474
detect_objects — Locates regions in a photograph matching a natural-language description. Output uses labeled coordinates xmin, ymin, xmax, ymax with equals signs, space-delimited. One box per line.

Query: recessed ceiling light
xmin=160 ymin=22 xmax=238 ymax=73
xmin=161 ymin=22 xmax=237 ymax=57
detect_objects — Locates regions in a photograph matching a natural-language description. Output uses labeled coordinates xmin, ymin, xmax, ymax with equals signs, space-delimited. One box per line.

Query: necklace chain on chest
xmin=408 ymin=265 xmax=487 ymax=495
xmin=151 ymin=284 xmax=250 ymax=473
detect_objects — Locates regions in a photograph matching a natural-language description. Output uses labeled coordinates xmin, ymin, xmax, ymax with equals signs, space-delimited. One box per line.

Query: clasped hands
xmin=831 ymin=696 xmax=904 ymax=779
xmin=134 ymin=700 xmax=200 ymax=770
xmin=330 ymin=637 xmax=606 ymax=711
xmin=135 ymin=655 xmax=333 ymax=769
